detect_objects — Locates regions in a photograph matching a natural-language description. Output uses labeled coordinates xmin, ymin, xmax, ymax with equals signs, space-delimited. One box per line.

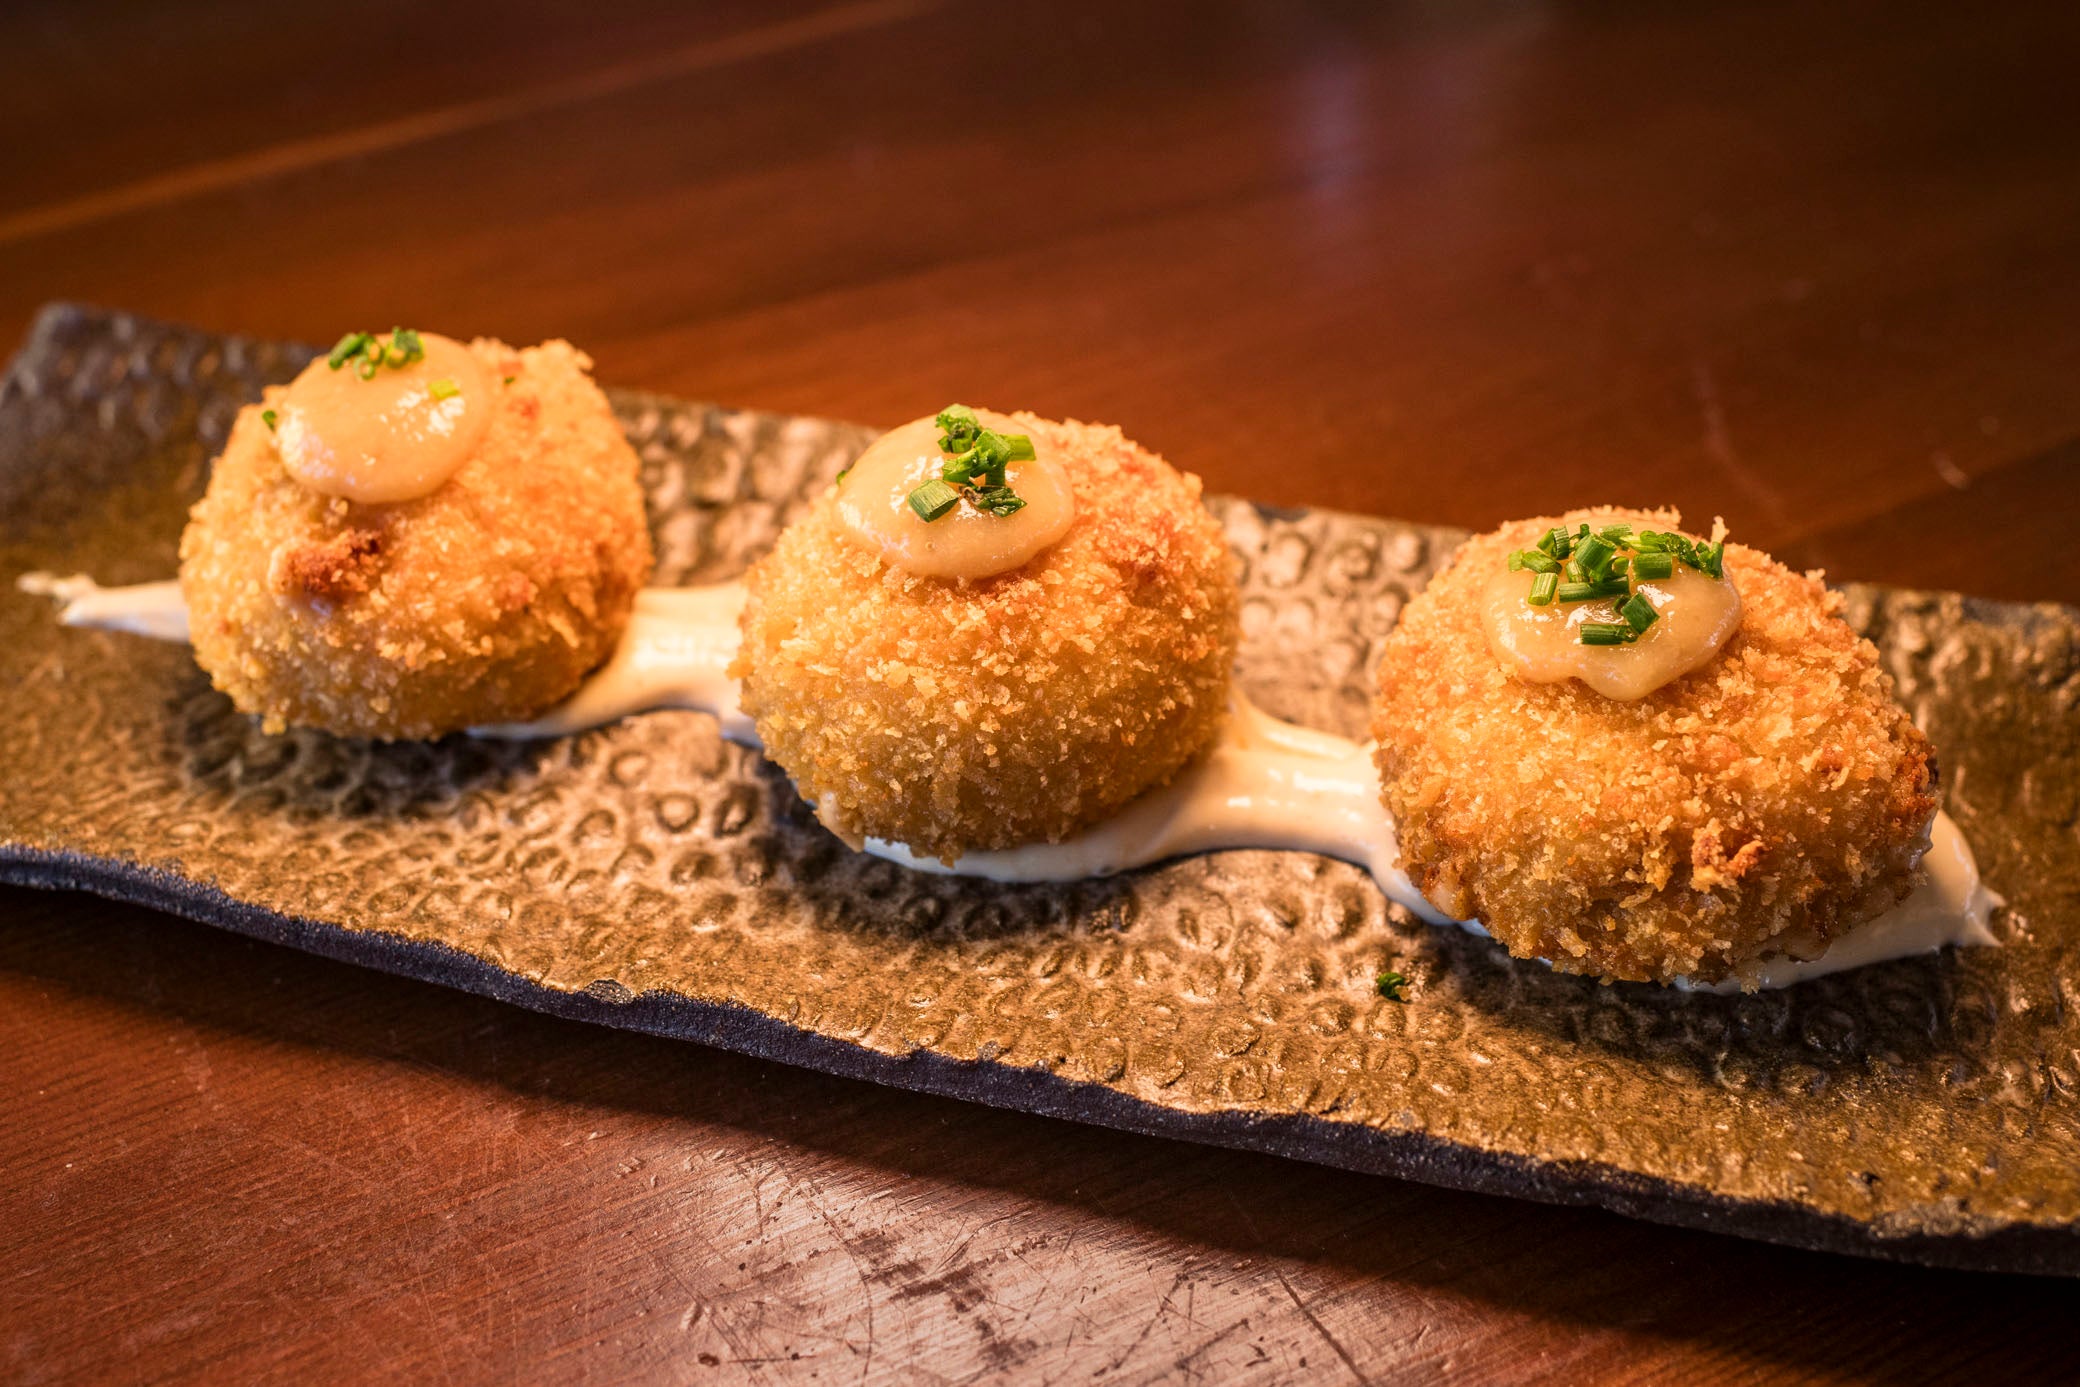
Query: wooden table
xmin=5 ymin=2 xmax=2076 ymax=1380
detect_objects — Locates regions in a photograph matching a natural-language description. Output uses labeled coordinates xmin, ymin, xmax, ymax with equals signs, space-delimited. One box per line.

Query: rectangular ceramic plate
xmin=3 ymin=305 xmax=2076 ymax=1275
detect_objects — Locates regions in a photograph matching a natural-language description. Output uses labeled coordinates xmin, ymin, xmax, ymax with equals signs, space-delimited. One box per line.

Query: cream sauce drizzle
xmin=17 ymin=574 xmax=190 ymax=641
xmin=470 ymin=585 xmax=756 ymax=744
xmin=18 ymin=572 xmax=2001 ymax=990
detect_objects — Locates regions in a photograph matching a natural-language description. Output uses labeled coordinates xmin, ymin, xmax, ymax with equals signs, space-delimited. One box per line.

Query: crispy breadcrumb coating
xmin=734 ymin=413 xmax=1239 ymax=862
xmin=179 ymin=339 xmax=652 ymax=739
xmin=1371 ymin=508 xmax=1938 ymax=986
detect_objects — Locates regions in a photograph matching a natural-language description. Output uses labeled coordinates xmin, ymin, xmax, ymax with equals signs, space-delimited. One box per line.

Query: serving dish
xmin=4 ymin=305 xmax=2076 ymax=1274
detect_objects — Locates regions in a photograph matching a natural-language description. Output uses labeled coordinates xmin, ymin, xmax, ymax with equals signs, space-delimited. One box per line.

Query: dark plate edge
xmin=6 ymin=845 xmax=2073 ymax=1278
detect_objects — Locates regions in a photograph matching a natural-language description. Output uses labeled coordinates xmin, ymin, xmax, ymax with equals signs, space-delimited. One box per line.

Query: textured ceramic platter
xmin=3 ymin=306 xmax=2076 ymax=1275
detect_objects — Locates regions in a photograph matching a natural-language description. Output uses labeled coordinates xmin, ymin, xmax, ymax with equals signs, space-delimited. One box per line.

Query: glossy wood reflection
xmin=4 ymin=0 xmax=2077 ymax=1381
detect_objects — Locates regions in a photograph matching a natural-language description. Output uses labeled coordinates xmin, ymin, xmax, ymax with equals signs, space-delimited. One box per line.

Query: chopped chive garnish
xmin=1505 ymin=518 xmax=1734 ymax=645
xmin=328 ymin=328 xmax=430 ymax=379
xmin=935 ymin=404 xmax=981 ymax=455
xmin=1575 ymin=534 xmax=1616 ymax=579
xmin=261 ymin=408 xmax=278 ymax=431
xmin=1557 ymin=578 xmax=1630 ymax=603
xmin=327 ymin=331 xmax=373 ymax=370
xmin=907 ymin=479 xmax=961 ymax=521
xmin=1620 ymin=592 xmax=1659 ymax=633
xmin=1510 ymin=548 xmax=1560 ymax=574
xmin=908 ymin=405 xmax=1037 ymax=523
xmin=1631 ymin=552 xmax=1674 ymax=581
xmin=428 ymin=377 xmax=460 ymax=401
xmin=1376 ymin=969 xmax=1410 ymax=1002
xmin=502 ymin=374 xmax=516 ymax=385
xmin=970 ymin=484 xmax=1027 ymax=517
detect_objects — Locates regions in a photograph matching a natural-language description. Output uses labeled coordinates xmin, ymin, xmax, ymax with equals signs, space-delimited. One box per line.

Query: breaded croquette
xmin=179 ymin=338 xmax=653 ymax=738
xmin=1371 ymin=508 xmax=1938 ymax=985
xmin=733 ymin=413 xmax=1239 ymax=862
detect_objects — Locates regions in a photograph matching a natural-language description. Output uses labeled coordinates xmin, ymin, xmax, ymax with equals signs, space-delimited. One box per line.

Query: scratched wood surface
xmin=4 ymin=1 xmax=2078 ymax=1382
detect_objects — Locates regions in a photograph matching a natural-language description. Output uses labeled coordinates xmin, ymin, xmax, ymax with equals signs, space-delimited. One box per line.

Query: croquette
xmin=179 ymin=338 xmax=653 ymax=739
xmin=733 ymin=413 xmax=1239 ymax=862
xmin=1371 ymin=508 xmax=1938 ymax=985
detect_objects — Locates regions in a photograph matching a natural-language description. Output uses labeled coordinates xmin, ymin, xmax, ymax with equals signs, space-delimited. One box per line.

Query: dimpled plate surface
xmin=3 ymin=305 xmax=2077 ymax=1275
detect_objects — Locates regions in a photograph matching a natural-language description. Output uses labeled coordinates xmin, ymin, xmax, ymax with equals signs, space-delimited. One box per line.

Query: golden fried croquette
xmin=1371 ymin=508 xmax=1938 ymax=985
xmin=733 ymin=413 xmax=1239 ymax=862
xmin=179 ymin=338 xmax=652 ymax=739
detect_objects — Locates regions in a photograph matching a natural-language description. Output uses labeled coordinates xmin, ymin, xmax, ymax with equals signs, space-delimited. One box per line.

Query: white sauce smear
xmin=20 ymin=572 xmax=2001 ymax=989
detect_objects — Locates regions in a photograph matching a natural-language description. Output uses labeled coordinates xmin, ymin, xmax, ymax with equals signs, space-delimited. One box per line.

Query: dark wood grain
xmin=5 ymin=0 xmax=2078 ymax=1381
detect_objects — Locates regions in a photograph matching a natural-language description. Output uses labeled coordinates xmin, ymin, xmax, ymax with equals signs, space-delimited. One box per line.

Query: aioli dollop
xmin=273 ymin=332 xmax=492 ymax=504
xmin=1482 ymin=527 xmax=1741 ymax=700
xmin=834 ymin=413 xmax=1076 ymax=580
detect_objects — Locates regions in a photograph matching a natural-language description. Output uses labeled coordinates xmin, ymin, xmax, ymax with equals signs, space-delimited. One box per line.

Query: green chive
xmin=502 ymin=375 xmax=516 ymax=386
xmin=1620 ymin=592 xmax=1659 ymax=633
xmin=935 ymin=404 xmax=981 ymax=454
xmin=1575 ymin=534 xmax=1615 ymax=579
xmin=1635 ymin=530 xmax=1671 ymax=552
xmin=389 ymin=327 xmax=424 ymax=365
xmin=907 ymin=479 xmax=961 ymax=521
xmin=327 ymin=331 xmax=373 ymax=370
xmin=1520 ymin=549 xmax=1558 ymax=574
xmin=1631 ymin=552 xmax=1674 ymax=581
xmin=1563 ymin=558 xmax=1586 ymax=583
xmin=1000 ymin=433 xmax=1036 ymax=462
xmin=1608 ymin=555 xmax=1630 ymax=578
xmin=1557 ymin=578 xmax=1630 ymax=603
xmin=1579 ymin=622 xmax=1635 ymax=645
xmin=1508 ymin=551 xmax=1526 ymax=572
xmin=1695 ymin=541 xmax=1725 ymax=579
xmin=428 ymin=377 xmax=460 ymax=401
xmin=970 ymin=485 xmax=1027 ymax=517
xmin=261 ymin=408 xmax=278 ymax=431
xmin=1376 ymin=969 xmax=1410 ymax=1002
xmin=1597 ymin=523 xmax=1633 ymax=542
xmin=1527 ymin=571 xmax=1559 ymax=606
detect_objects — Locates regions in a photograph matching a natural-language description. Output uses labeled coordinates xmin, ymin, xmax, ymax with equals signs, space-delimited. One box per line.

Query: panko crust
xmin=1371 ymin=508 xmax=1939 ymax=985
xmin=733 ymin=414 xmax=1239 ymax=861
xmin=179 ymin=339 xmax=653 ymax=739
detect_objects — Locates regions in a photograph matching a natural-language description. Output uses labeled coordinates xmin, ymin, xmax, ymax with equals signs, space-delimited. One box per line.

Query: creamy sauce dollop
xmin=274 ymin=332 xmax=492 ymax=504
xmin=20 ymin=572 xmax=2001 ymax=991
xmin=1484 ymin=550 xmax=1741 ymax=701
xmin=835 ymin=414 xmax=1076 ymax=580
